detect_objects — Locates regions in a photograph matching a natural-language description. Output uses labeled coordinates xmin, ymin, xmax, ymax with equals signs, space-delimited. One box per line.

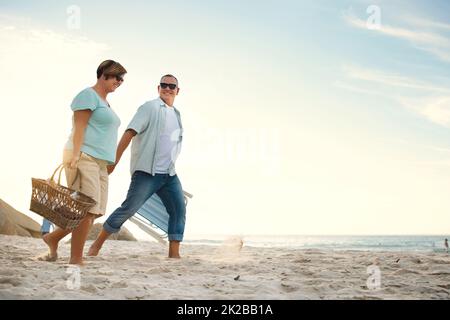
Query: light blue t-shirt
xmin=154 ymin=106 xmax=181 ymax=174
xmin=65 ymin=87 xmax=121 ymax=164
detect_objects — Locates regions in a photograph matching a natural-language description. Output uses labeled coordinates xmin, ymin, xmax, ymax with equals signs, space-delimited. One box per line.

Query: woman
xmin=40 ymin=60 xmax=126 ymax=265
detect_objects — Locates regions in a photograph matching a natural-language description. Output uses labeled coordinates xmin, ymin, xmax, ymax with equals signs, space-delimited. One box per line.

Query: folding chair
xmin=129 ymin=191 xmax=193 ymax=245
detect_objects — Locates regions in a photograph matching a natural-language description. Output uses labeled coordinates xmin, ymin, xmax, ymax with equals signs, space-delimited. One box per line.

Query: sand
xmin=0 ymin=234 xmax=449 ymax=300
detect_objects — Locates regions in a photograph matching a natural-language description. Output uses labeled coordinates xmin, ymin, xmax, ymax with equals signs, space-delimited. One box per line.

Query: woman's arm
xmin=107 ymin=129 xmax=136 ymax=174
xmin=70 ymin=110 xmax=93 ymax=168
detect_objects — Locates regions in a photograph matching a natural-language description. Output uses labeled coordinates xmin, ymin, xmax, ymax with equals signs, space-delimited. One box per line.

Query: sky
xmin=1 ymin=0 xmax=450 ymax=237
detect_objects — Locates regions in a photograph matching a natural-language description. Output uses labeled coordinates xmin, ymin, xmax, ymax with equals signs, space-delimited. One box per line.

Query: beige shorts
xmin=63 ymin=150 xmax=109 ymax=217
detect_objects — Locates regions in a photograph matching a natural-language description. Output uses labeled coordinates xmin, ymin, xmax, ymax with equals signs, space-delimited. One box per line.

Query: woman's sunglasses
xmin=160 ymin=83 xmax=177 ymax=90
xmin=105 ymin=74 xmax=124 ymax=82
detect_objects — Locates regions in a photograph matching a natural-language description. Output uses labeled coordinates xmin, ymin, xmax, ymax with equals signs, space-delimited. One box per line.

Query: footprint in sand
xmin=293 ymin=258 xmax=311 ymax=263
xmin=111 ymin=280 xmax=128 ymax=289
xmin=280 ymin=281 xmax=299 ymax=293
xmin=428 ymin=270 xmax=450 ymax=276
xmin=393 ymin=268 xmax=421 ymax=275
xmin=0 ymin=269 xmax=15 ymax=276
xmin=93 ymin=266 xmax=115 ymax=275
xmin=0 ymin=277 xmax=22 ymax=287
xmin=81 ymin=284 xmax=99 ymax=294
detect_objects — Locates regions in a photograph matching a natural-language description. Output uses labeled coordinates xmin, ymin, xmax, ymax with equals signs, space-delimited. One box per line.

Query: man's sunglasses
xmin=160 ymin=83 xmax=177 ymax=90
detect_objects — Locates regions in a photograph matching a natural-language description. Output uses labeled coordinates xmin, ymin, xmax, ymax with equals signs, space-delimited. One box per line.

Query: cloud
xmin=0 ymin=15 xmax=111 ymax=108
xmin=341 ymin=8 xmax=450 ymax=127
xmin=0 ymin=15 xmax=110 ymax=81
xmin=399 ymin=96 xmax=450 ymax=128
xmin=427 ymin=146 xmax=450 ymax=153
xmin=333 ymin=81 xmax=380 ymax=96
xmin=343 ymin=11 xmax=450 ymax=63
xmin=413 ymin=160 xmax=450 ymax=167
xmin=338 ymin=65 xmax=450 ymax=128
xmin=343 ymin=65 xmax=450 ymax=93
xmin=403 ymin=15 xmax=450 ymax=31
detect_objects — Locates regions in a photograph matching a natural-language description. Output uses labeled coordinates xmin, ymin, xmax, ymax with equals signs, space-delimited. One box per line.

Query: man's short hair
xmin=160 ymin=74 xmax=178 ymax=85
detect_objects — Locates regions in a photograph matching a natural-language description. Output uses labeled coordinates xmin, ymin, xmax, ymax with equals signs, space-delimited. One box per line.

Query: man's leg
xmin=156 ymin=175 xmax=186 ymax=258
xmin=88 ymin=171 xmax=164 ymax=256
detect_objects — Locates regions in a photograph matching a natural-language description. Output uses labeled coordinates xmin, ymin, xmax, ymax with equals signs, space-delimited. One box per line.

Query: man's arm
xmin=108 ymin=129 xmax=137 ymax=174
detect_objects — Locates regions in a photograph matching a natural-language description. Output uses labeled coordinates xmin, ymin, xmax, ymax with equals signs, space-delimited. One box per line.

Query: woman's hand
xmin=69 ymin=154 xmax=81 ymax=169
xmin=107 ymin=164 xmax=116 ymax=175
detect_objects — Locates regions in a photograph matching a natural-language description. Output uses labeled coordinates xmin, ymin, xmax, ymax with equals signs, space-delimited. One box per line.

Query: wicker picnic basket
xmin=30 ymin=164 xmax=96 ymax=230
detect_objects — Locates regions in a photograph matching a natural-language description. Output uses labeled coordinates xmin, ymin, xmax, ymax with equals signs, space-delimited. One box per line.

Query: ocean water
xmin=184 ymin=235 xmax=450 ymax=252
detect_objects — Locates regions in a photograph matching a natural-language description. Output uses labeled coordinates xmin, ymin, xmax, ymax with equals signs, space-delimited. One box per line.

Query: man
xmin=88 ymin=74 xmax=186 ymax=258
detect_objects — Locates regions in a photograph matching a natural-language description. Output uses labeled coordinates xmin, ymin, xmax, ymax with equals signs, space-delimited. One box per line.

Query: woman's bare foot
xmin=37 ymin=252 xmax=58 ymax=262
xmin=41 ymin=233 xmax=59 ymax=261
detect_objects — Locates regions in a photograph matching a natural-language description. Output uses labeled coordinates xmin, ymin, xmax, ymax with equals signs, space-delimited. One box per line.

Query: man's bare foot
xmin=168 ymin=241 xmax=181 ymax=258
xmin=42 ymin=233 xmax=58 ymax=261
xmin=87 ymin=244 xmax=101 ymax=257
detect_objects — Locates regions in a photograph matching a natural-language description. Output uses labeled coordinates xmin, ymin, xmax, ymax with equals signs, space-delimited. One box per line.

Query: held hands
xmin=68 ymin=153 xmax=116 ymax=175
xmin=107 ymin=164 xmax=116 ymax=175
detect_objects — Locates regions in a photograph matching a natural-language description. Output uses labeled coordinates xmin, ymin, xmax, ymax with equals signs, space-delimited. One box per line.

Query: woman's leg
xmin=40 ymin=151 xmax=75 ymax=260
xmin=66 ymin=152 xmax=104 ymax=264
xmin=41 ymin=227 xmax=71 ymax=260
xmin=69 ymin=214 xmax=95 ymax=265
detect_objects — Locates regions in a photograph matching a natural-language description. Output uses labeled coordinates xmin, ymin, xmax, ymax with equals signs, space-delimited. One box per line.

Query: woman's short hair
xmin=97 ymin=60 xmax=127 ymax=79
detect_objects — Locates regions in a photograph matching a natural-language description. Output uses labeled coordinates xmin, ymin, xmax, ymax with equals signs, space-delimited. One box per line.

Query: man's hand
xmin=107 ymin=164 xmax=116 ymax=175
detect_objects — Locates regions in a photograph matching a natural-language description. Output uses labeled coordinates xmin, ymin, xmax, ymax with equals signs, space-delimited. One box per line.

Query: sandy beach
xmin=0 ymin=234 xmax=449 ymax=300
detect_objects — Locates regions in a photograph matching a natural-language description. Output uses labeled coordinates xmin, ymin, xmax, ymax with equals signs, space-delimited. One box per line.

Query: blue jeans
xmin=41 ymin=219 xmax=53 ymax=233
xmin=103 ymin=171 xmax=186 ymax=241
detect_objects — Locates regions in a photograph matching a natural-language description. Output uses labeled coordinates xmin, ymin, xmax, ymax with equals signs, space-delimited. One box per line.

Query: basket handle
xmin=49 ymin=163 xmax=80 ymax=187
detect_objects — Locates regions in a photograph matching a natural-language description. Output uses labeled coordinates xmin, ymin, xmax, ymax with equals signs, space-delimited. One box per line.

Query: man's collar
xmin=157 ymin=97 xmax=176 ymax=109
xmin=157 ymin=97 xmax=166 ymax=107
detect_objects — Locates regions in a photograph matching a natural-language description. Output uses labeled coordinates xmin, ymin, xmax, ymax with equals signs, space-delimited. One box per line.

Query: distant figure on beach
xmin=88 ymin=74 xmax=186 ymax=259
xmin=445 ymin=239 xmax=449 ymax=253
xmin=40 ymin=60 xmax=126 ymax=265
xmin=40 ymin=219 xmax=54 ymax=236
